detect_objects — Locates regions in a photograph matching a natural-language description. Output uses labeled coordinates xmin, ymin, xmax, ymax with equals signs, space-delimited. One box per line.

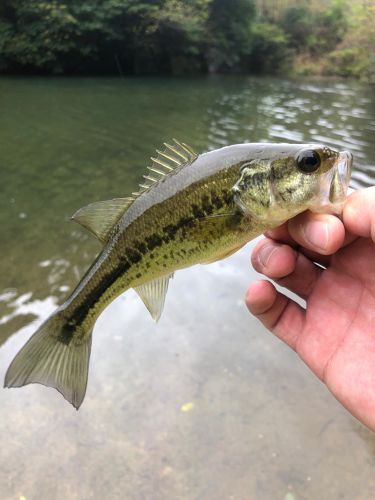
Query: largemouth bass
xmin=4 ymin=141 xmax=352 ymax=408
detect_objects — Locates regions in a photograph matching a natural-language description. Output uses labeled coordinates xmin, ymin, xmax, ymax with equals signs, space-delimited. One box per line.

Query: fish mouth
xmin=306 ymin=149 xmax=353 ymax=216
xmin=336 ymin=150 xmax=352 ymax=189
xmin=313 ymin=149 xmax=353 ymax=215
xmin=328 ymin=150 xmax=353 ymax=204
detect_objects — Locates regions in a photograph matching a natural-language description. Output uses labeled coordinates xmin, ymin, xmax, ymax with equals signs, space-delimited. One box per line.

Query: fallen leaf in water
xmin=181 ymin=402 xmax=194 ymax=412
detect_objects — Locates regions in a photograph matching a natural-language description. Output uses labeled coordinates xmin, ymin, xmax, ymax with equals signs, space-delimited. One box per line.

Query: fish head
xmin=231 ymin=144 xmax=353 ymax=224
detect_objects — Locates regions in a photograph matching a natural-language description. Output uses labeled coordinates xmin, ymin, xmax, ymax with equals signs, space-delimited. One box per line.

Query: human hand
xmin=246 ymin=187 xmax=375 ymax=430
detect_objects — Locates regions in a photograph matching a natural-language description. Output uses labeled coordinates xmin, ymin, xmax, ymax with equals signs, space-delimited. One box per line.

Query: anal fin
xmin=134 ymin=274 xmax=173 ymax=322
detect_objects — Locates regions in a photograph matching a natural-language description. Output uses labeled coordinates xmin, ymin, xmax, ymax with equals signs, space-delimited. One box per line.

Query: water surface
xmin=0 ymin=76 xmax=374 ymax=500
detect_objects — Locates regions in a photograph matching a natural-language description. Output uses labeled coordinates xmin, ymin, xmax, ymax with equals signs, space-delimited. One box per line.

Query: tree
xmin=247 ymin=21 xmax=291 ymax=73
xmin=206 ymin=0 xmax=256 ymax=72
xmin=131 ymin=0 xmax=210 ymax=74
xmin=0 ymin=1 xmax=79 ymax=72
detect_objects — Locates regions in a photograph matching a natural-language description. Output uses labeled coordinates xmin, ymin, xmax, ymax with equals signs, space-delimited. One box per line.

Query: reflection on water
xmin=205 ymin=78 xmax=374 ymax=189
xmin=0 ymin=76 xmax=374 ymax=499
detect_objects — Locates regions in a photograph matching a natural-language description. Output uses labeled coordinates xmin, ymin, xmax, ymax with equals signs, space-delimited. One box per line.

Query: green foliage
xmin=0 ymin=0 xmax=373 ymax=79
xmin=281 ymin=5 xmax=312 ymax=51
xmin=136 ymin=0 xmax=210 ymax=73
xmin=327 ymin=47 xmax=372 ymax=79
xmin=281 ymin=1 xmax=347 ymax=55
xmin=307 ymin=1 xmax=347 ymax=55
xmin=206 ymin=0 xmax=255 ymax=72
xmin=0 ymin=1 xmax=79 ymax=71
xmin=325 ymin=2 xmax=375 ymax=81
xmin=248 ymin=21 xmax=291 ymax=72
xmin=0 ymin=0 xmax=165 ymax=72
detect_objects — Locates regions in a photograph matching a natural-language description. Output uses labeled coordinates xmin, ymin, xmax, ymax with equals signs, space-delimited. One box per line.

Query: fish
xmin=4 ymin=140 xmax=353 ymax=409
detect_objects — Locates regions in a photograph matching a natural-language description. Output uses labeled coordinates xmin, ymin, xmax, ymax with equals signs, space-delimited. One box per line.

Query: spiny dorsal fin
xmin=134 ymin=273 xmax=174 ymax=322
xmin=72 ymin=141 xmax=197 ymax=242
xmin=131 ymin=139 xmax=197 ymax=197
xmin=71 ymin=197 xmax=134 ymax=243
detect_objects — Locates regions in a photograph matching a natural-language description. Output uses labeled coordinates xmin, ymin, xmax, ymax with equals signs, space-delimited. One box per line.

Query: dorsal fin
xmin=71 ymin=197 xmax=134 ymax=243
xmin=131 ymin=139 xmax=197 ymax=196
xmin=72 ymin=140 xmax=197 ymax=242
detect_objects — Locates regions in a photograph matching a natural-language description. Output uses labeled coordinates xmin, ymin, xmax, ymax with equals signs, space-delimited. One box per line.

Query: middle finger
xmin=252 ymin=239 xmax=323 ymax=300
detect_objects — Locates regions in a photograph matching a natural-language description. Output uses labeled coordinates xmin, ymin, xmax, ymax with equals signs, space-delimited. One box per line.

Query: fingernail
xmin=303 ymin=221 xmax=329 ymax=250
xmin=258 ymin=243 xmax=276 ymax=268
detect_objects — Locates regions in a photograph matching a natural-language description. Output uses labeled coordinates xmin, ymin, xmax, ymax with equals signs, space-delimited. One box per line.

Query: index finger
xmin=265 ymin=222 xmax=295 ymax=246
xmin=266 ymin=211 xmax=346 ymax=257
xmin=343 ymin=187 xmax=375 ymax=241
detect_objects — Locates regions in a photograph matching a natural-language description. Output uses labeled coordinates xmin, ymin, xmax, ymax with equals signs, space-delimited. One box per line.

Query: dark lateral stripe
xmin=60 ymin=258 xmax=133 ymax=344
xmin=63 ymin=188 xmax=234 ymax=343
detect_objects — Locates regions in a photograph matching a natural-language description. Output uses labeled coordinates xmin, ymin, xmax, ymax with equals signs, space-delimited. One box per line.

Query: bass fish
xmin=4 ymin=141 xmax=352 ymax=408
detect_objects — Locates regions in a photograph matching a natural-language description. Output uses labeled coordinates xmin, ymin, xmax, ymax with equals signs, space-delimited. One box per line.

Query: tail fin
xmin=4 ymin=312 xmax=92 ymax=409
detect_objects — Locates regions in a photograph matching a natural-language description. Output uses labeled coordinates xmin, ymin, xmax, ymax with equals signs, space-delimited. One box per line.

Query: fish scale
xmin=67 ymin=166 xmax=246 ymax=332
xmin=4 ymin=141 xmax=352 ymax=409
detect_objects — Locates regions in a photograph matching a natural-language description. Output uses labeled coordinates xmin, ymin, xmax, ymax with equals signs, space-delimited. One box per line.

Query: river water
xmin=0 ymin=76 xmax=374 ymax=500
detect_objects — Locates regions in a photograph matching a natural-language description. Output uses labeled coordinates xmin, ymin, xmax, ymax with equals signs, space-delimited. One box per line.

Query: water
xmin=0 ymin=76 xmax=374 ymax=500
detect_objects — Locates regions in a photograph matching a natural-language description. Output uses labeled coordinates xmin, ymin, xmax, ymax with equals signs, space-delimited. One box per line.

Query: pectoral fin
xmin=71 ymin=198 xmax=133 ymax=243
xmin=134 ymin=273 xmax=174 ymax=322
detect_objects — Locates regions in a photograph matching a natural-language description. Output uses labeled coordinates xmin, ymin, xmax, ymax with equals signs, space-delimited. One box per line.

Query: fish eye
xmin=296 ymin=150 xmax=321 ymax=173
